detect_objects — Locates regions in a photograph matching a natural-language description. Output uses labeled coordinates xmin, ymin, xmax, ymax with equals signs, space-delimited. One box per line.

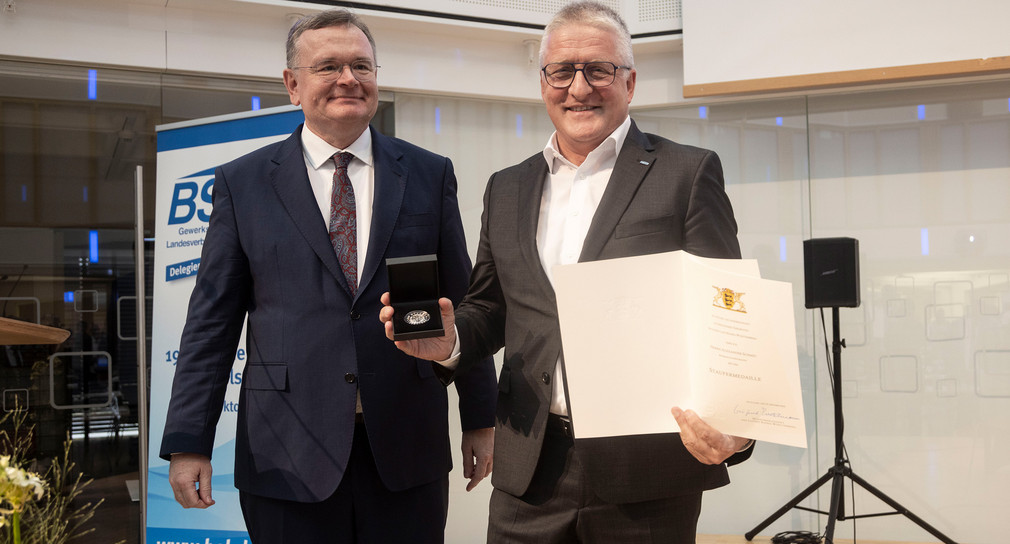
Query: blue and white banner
xmin=148 ymin=105 xmax=304 ymax=544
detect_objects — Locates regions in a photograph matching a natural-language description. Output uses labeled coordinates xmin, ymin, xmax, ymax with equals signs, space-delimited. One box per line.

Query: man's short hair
xmin=286 ymin=9 xmax=377 ymax=68
xmin=539 ymin=1 xmax=634 ymax=67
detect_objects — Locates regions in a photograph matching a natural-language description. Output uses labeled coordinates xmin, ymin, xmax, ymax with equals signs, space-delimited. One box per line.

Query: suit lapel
xmin=515 ymin=156 xmax=556 ymax=294
xmin=269 ymin=127 xmax=348 ymax=290
xmin=359 ymin=128 xmax=405 ymax=297
xmin=579 ymin=122 xmax=656 ymax=262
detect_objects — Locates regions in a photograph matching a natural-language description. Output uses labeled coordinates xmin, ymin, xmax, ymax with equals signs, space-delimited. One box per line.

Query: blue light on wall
xmin=21 ymin=185 xmax=27 ymax=202
xmin=698 ymin=106 xmax=708 ymax=119
xmin=251 ymin=96 xmax=261 ymax=111
xmin=83 ymin=187 xmax=88 ymax=203
xmin=435 ymin=107 xmax=441 ymax=134
xmin=921 ymin=228 xmax=930 ymax=256
xmin=779 ymin=236 xmax=787 ymax=262
xmin=89 ymin=230 xmax=99 ymax=263
xmin=917 ymin=104 xmax=926 ymax=120
xmin=516 ymin=114 xmax=523 ymax=138
xmin=88 ymin=69 xmax=98 ymax=100
xmin=776 ymin=117 xmax=783 ymax=126
xmin=64 ymin=291 xmax=74 ymax=303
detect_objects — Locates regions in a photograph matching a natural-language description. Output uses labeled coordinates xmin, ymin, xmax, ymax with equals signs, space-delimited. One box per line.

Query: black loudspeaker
xmin=803 ymin=237 xmax=860 ymax=308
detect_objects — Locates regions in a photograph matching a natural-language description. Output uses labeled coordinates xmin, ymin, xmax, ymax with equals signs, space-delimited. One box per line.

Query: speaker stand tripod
xmin=745 ymin=307 xmax=958 ymax=544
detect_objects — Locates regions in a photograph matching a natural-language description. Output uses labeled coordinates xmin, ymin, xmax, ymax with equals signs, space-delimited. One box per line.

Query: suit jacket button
xmin=344 ymin=373 xmax=357 ymax=384
xmin=349 ymin=310 xmax=360 ymax=320
xmin=541 ymin=372 xmax=551 ymax=385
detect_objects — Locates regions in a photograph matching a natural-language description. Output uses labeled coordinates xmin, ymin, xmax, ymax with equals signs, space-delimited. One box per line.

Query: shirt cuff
xmin=433 ymin=326 xmax=461 ymax=370
xmin=736 ymin=439 xmax=755 ymax=453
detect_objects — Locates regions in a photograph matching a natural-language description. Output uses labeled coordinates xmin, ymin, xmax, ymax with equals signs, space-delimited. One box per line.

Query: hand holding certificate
xmin=553 ymin=250 xmax=807 ymax=449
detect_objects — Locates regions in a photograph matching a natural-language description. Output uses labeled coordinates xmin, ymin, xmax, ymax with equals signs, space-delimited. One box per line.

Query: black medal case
xmin=385 ymin=254 xmax=444 ymax=340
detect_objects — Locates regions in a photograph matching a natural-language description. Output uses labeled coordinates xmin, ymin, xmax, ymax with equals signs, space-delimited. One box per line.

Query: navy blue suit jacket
xmin=160 ymin=125 xmax=496 ymax=502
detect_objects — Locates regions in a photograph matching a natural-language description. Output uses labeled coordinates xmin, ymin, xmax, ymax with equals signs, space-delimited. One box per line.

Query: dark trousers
xmin=240 ymin=421 xmax=449 ymax=544
xmin=487 ymin=418 xmax=703 ymax=544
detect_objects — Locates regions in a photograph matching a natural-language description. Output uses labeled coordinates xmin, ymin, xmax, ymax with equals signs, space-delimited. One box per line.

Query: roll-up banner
xmin=148 ymin=105 xmax=304 ymax=544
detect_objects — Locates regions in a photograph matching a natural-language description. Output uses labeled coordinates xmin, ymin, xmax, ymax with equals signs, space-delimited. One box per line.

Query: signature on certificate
xmin=733 ymin=404 xmax=800 ymax=422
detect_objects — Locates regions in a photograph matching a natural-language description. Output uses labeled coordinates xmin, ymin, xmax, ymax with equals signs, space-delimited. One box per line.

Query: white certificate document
xmin=553 ymin=250 xmax=807 ymax=448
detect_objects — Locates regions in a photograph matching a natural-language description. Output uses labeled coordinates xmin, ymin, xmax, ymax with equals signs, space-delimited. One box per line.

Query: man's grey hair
xmin=539 ymin=1 xmax=634 ymax=67
xmin=286 ymin=9 xmax=377 ymax=68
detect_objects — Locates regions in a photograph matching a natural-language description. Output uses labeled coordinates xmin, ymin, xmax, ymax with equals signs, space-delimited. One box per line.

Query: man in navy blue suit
xmin=160 ymin=9 xmax=497 ymax=543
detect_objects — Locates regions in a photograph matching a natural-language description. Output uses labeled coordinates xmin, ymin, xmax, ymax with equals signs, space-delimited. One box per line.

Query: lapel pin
xmin=639 ymin=160 xmax=650 ymax=165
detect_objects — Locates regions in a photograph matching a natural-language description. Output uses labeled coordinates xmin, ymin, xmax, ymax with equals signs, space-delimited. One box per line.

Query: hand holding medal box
xmin=385 ymin=254 xmax=445 ymax=340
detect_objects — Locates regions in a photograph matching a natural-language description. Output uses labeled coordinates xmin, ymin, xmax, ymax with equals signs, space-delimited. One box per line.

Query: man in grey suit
xmin=382 ymin=2 xmax=752 ymax=542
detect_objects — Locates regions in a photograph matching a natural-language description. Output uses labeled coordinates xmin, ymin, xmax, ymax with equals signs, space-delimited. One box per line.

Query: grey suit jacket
xmin=454 ymin=121 xmax=751 ymax=504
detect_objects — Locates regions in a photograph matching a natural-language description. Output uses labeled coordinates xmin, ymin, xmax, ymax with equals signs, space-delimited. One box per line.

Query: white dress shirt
xmin=443 ymin=117 xmax=632 ymax=415
xmin=300 ymin=125 xmax=375 ymax=285
xmin=539 ymin=116 xmax=631 ymax=416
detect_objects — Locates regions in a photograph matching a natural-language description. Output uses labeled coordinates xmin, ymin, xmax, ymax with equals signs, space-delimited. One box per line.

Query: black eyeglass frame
xmin=541 ymin=61 xmax=633 ymax=89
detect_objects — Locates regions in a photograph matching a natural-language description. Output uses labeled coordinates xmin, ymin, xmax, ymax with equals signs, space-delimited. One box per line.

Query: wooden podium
xmin=0 ymin=316 xmax=71 ymax=345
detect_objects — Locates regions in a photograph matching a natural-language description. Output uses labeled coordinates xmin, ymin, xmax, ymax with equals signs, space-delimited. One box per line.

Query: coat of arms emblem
xmin=712 ymin=286 xmax=747 ymax=313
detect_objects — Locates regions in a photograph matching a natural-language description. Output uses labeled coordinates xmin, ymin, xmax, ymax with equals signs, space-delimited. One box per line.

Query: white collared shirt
xmin=539 ymin=116 xmax=632 ymax=416
xmin=442 ymin=117 xmax=633 ymax=407
xmin=300 ymin=125 xmax=375 ymax=286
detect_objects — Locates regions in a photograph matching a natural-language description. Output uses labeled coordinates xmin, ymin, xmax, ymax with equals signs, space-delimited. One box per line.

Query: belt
xmin=545 ymin=413 xmax=573 ymax=438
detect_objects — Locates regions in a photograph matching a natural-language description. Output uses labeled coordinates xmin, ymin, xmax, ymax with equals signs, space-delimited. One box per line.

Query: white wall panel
xmin=682 ymin=0 xmax=1010 ymax=91
xmin=237 ymin=0 xmax=682 ymax=35
xmin=0 ymin=0 xmax=683 ymax=107
xmin=0 ymin=0 xmax=167 ymax=68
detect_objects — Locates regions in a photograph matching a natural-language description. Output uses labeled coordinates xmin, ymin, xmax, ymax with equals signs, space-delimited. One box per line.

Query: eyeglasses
xmin=290 ymin=60 xmax=380 ymax=82
xmin=541 ymin=62 xmax=631 ymax=89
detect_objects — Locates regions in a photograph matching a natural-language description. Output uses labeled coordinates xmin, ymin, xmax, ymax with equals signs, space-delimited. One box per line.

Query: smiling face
xmin=283 ymin=24 xmax=379 ymax=148
xmin=540 ymin=23 xmax=636 ymax=165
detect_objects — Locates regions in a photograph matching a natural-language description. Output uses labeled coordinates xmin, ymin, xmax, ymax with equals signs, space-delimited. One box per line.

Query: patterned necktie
xmin=329 ymin=152 xmax=357 ymax=295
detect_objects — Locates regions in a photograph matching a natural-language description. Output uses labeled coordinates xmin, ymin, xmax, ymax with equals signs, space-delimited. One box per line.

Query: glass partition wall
xmin=2 ymin=55 xmax=1007 ymax=543
xmin=802 ymin=81 xmax=1010 ymax=543
xmin=0 ymin=60 xmax=292 ymax=544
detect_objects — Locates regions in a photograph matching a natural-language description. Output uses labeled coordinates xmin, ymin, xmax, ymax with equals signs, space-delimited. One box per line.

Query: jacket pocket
xmin=614 ymin=214 xmax=676 ymax=239
xmin=243 ymin=363 xmax=288 ymax=391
